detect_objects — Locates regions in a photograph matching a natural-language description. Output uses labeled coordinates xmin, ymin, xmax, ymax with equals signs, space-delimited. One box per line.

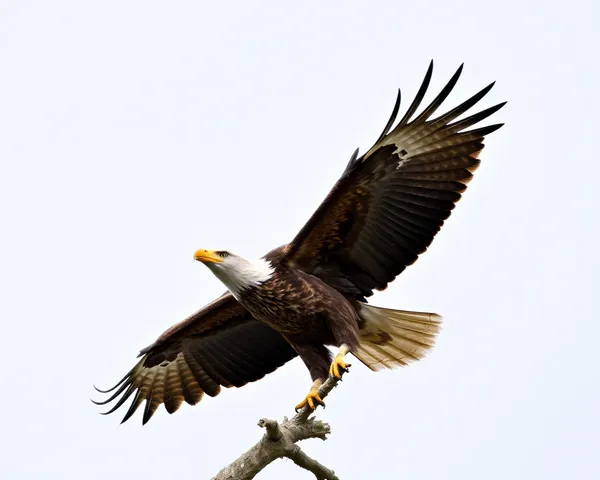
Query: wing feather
xmin=177 ymin=354 xmax=204 ymax=405
xmin=395 ymin=61 xmax=434 ymax=128
xmin=142 ymin=368 xmax=164 ymax=424
xmin=121 ymin=369 xmax=155 ymax=424
xmin=163 ymin=361 xmax=184 ymax=414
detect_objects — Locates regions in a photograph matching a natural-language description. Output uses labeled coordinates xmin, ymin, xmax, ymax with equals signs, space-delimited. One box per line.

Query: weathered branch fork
xmin=213 ymin=376 xmax=342 ymax=479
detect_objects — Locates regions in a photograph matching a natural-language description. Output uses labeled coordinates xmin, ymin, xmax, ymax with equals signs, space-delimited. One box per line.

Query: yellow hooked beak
xmin=193 ymin=249 xmax=224 ymax=264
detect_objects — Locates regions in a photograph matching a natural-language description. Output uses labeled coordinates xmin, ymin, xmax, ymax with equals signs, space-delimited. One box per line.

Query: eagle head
xmin=193 ymin=249 xmax=274 ymax=297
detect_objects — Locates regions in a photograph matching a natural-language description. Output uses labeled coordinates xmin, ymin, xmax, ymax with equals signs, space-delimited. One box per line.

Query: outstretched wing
xmin=283 ymin=62 xmax=505 ymax=298
xmin=93 ymin=293 xmax=297 ymax=425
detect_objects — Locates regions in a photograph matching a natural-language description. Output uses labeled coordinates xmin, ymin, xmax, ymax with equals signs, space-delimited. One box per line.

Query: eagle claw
xmin=329 ymin=356 xmax=351 ymax=380
xmin=295 ymin=389 xmax=325 ymax=412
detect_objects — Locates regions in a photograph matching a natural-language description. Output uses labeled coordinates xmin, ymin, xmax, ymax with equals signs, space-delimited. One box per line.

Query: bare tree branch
xmin=212 ymin=375 xmax=342 ymax=479
xmin=286 ymin=445 xmax=339 ymax=480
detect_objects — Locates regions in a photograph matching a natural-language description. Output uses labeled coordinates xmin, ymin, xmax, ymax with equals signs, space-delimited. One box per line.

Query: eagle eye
xmin=216 ymin=251 xmax=229 ymax=258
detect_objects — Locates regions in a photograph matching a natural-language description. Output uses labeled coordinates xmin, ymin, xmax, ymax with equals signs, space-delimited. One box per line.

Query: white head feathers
xmin=195 ymin=250 xmax=274 ymax=299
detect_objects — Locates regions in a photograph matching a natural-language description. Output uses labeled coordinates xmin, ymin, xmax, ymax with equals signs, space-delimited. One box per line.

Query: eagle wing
xmin=283 ymin=62 xmax=505 ymax=298
xmin=93 ymin=293 xmax=297 ymax=424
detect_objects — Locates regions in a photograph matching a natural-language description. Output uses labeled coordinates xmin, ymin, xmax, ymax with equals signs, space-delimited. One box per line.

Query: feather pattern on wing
xmin=283 ymin=61 xmax=505 ymax=297
xmin=93 ymin=293 xmax=297 ymax=424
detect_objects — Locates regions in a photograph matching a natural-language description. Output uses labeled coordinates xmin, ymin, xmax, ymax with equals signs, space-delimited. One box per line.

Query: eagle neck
xmin=211 ymin=257 xmax=275 ymax=300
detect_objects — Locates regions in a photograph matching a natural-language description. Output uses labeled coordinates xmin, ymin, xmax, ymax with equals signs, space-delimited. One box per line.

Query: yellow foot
xmin=295 ymin=389 xmax=325 ymax=412
xmin=329 ymin=354 xmax=351 ymax=380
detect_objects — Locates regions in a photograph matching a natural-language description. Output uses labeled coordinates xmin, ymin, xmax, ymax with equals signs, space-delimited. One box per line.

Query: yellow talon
xmin=329 ymin=355 xmax=351 ymax=379
xmin=295 ymin=389 xmax=325 ymax=412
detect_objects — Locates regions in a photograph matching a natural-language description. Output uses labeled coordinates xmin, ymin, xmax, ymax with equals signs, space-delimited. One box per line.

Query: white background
xmin=1 ymin=1 xmax=599 ymax=478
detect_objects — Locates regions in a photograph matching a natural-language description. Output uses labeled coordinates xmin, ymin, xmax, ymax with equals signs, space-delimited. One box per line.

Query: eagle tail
xmin=353 ymin=302 xmax=442 ymax=371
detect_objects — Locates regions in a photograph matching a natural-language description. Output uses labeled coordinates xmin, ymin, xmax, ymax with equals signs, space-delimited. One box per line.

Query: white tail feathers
xmin=353 ymin=302 xmax=442 ymax=371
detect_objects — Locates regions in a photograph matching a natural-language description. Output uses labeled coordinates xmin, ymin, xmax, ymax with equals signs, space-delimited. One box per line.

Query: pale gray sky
xmin=1 ymin=1 xmax=599 ymax=479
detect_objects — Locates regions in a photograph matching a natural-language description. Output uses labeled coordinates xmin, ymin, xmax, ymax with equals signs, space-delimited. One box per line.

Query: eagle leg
xmin=329 ymin=344 xmax=352 ymax=379
xmin=295 ymin=379 xmax=325 ymax=412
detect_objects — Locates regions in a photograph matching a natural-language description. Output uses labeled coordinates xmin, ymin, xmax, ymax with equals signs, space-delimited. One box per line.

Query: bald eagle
xmin=94 ymin=62 xmax=504 ymax=424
